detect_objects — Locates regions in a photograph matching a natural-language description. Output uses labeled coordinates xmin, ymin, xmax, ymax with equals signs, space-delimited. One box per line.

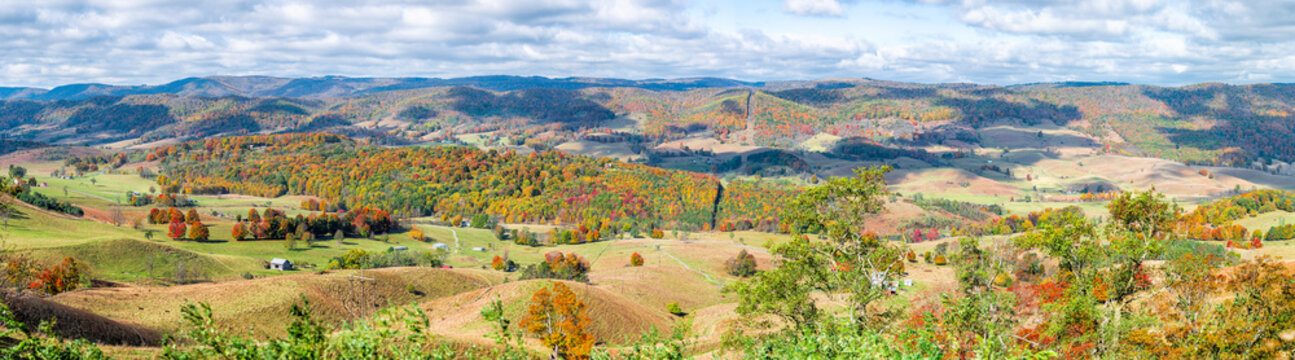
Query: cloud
xmin=783 ymin=0 xmax=845 ymax=16
xmin=0 ymin=0 xmax=1293 ymax=87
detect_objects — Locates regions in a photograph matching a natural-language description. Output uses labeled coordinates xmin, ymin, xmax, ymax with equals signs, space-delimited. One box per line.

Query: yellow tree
xmin=520 ymin=282 xmax=595 ymax=360
xmin=189 ymin=221 xmax=209 ymax=241
xmin=185 ymin=208 xmax=200 ymax=225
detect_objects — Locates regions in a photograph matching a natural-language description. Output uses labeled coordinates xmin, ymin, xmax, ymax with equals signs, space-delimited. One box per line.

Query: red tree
xmin=168 ymin=219 xmax=187 ymax=240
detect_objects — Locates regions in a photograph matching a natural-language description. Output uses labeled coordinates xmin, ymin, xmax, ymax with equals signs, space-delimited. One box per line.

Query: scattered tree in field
xmin=148 ymin=208 xmax=163 ymax=224
xmin=933 ymin=254 xmax=948 ymax=265
xmin=188 ymin=221 xmax=209 ymax=241
xmin=520 ymin=252 xmax=590 ymax=282
xmin=519 ymin=282 xmax=595 ymax=360
xmin=232 ymin=222 xmax=247 ymax=241
xmin=168 ymin=219 xmax=187 ymax=240
xmin=630 ymin=252 xmax=644 ymax=266
xmin=185 ymin=208 xmax=200 ymax=225
xmin=409 ymin=227 xmax=425 ymax=242
xmin=667 ymin=302 xmax=683 ymax=315
xmin=168 ymin=207 xmax=185 ymax=223
xmin=650 ymin=228 xmax=665 ymax=239
xmin=491 ymin=255 xmax=506 ymax=271
xmin=725 ymin=249 xmax=757 ymax=277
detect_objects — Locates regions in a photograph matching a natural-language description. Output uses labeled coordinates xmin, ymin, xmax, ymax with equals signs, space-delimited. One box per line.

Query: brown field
xmin=51 ymin=267 xmax=502 ymax=338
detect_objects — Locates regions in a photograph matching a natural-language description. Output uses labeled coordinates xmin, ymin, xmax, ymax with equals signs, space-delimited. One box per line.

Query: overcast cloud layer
xmin=2 ymin=0 xmax=1295 ymax=88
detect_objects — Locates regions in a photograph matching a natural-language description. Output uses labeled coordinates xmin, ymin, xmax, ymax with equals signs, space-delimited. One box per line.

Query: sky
xmin=3 ymin=0 xmax=1295 ymax=88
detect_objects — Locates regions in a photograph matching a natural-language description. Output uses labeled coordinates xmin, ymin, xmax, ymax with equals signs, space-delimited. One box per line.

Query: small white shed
xmin=270 ymin=258 xmax=293 ymax=271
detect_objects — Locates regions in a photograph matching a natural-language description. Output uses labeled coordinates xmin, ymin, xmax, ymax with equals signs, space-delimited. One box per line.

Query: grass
xmin=1232 ymin=211 xmax=1295 ymax=231
xmin=25 ymin=238 xmax=258 ymax=283
xmin=0 ymin=205 xmax=144 ymax=249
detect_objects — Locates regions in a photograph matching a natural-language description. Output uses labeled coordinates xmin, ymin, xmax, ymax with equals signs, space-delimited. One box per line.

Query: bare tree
xmin=110 ymin=205 xmax=124 ymax=227
xmin=0 ymin=196 xmax=13 ymax=229
xmin=175 ymin=256 xmax=186 ymax=285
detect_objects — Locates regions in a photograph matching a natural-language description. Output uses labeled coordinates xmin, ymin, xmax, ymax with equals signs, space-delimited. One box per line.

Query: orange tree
xmin=30 ymin=257 xmax=83 ymax=295
xmin=519 ymin=282 xmax=595 ymax=360
xmin=629 ymin=252 xmax=644 ymax=267
xmin=231 ymin=222 xmax=247 ymax=241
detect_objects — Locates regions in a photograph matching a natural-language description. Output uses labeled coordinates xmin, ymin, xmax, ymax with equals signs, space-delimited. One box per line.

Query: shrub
xmin=666 ymin=302 xmax=683 ymax=315
xmin=907 ymin=252 xmax=917 ymax=263
xmin=630 ymin=252 xmax=644 ymax=266
xmin=934 ymin=254 xmax=948 ymax=265
xmin=13 ymin=188 xmax=83 ymax=216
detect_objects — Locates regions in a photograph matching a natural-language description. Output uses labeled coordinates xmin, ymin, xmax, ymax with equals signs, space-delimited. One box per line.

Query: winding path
xmin=658 ymin=247 xmax=718 ymax=285
xmin=448 ymin=227 xmax=460 ymax=253
xmin=67 ymin=188 xmax=113 ymax=203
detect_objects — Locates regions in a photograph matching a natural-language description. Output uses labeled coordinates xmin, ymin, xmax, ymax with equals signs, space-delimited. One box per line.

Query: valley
xmin=3 ymin=77 xmax=1295 ymax=359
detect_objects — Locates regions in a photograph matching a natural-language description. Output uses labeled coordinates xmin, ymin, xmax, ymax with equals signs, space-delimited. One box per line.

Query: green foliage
xmin=158 ymin=297 xmax=470 ymax=359
xmin=325 ymin=248 xmax=445 ymax=270
xmin=730 ymin=166 xmax=905 ymax=330
xmin=591 ymin=323 xmax=691 ymax=360
xmin=469 ymin=214 xmax=491 ymax=229
xmin=0 ymin=303 xmax=107 ymax=360
xmin=667 ymin=302 xmax=683 ymax=316
xmin=729 ymin=319 xmax=946 ymax=360
xmin=6 ymin=187 xmax=84 ymax=216
xmin=724 ymin=249 xmax=757 ymax=277
xmin=1266 ymin=223 xmax=1295 ymax=240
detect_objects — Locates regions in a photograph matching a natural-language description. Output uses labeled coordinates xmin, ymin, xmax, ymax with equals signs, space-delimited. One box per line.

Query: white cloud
xmin=0 ymin=0 xmax=1293 ymax=88
xmin=783 ymin=0 xmax=845 ymax=16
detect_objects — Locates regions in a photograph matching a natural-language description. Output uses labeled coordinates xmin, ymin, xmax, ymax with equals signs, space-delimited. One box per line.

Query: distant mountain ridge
xmin=0 ymin=75 xmax=765 ymax=101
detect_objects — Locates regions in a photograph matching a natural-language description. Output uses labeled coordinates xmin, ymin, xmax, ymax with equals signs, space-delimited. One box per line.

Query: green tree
xmin=730 ymin=166 xmax=903 ymax=330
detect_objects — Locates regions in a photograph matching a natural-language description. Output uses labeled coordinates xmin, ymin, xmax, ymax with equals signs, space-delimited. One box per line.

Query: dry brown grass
xmin=50 ymin=267 xmax=501 ymax=339
xmin=1 ymin=289 xmax=161 ymax=346
xmin=418 ymin=279 xmax=675 ymax=348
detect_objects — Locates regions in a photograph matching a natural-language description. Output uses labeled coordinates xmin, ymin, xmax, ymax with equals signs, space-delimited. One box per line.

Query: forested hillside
xmin=5 ymin=76 xmax=1295 ymax=169
xmin=151 ymin=133 xmax=789 ymax=232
